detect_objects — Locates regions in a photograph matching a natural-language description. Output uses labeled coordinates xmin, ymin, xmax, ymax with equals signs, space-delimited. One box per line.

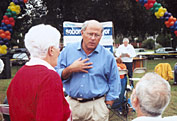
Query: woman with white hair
xmin=7 ymin=24 xmax=71 ymax=121
xmin=131 ymin=72 xmax=177 ymax=121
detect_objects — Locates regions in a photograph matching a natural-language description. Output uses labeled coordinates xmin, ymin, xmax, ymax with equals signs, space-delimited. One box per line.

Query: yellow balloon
xmin=10 ymin=6 xmax=16 ymax=11
xmin=10 ymin=2 xmax=15 ymax=6
xmin=2 ymin=45 xmax=7 ymax=50
xmin=16 ymin=10 xmax=20 ymax=15
xmin=2 ymin=50 xmax=7 ymax=54
xmin=16 ymin=5 xmax=21 ymax=10
xmin=160 ymin=12 xmax=164 ymax=17
xmin=0 ymin=47 xmax=3 ymax=54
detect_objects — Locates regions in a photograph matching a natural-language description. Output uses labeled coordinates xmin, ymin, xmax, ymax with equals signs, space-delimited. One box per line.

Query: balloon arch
xmin=0 ymin=0 xmax=176 ymax=54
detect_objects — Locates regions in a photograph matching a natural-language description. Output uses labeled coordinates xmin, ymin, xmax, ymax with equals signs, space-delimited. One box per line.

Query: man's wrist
xmin=106 ymin=104 xmax=111 ymax=109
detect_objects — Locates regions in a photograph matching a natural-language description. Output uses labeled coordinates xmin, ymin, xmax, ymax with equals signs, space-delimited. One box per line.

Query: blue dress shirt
xmin=55 ymin=42 xmax=121 ymax=101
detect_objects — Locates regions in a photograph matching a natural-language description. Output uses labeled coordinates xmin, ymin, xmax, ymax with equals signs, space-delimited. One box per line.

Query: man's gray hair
xmin=123 ymin=38 xmax=129 ymax=43
xmin=24 ymin=24 xmax=61 ymax=59
xmin=81 ymin=20 xmax=103 ymax=32
xmin=135 ymin=72 xmax=171 ymax=116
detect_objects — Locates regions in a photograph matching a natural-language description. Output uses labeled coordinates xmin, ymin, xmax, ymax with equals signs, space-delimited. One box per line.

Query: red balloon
xmin=168 ymin=16 xmax=173 ymax=22
xmin=175 ymin=31 xmax=177 ymax=34
xmin=170 ymin=21 xmax=174 ymax=26
xmin=151 ymin=0 xmax=156 ymax=4
xmin=6 ymin=35 xmax=11 ymax=40
xmin=9 ymin=17 xmax=14 ymax=22
xmin=24 ymin=0 xmax=28 ymax=3
xmin=0 ymin=29 xmax=4 ymax=34
xmin=173 ymin=18 xmax=177 ymax=22
xmin=149 ymin=3 xmax=154 ymax=8
xmin=5 ymin=31 xmax=11 ymax=36
xmin=4 ymin=20 xmax=10 ymax=25
xmin=3 ymin=15 xmax=8 ymax=20
xmin=144 ymin=3 xmax=149 ymax=9
xmin=174 ymin=30 xmax=177 ymax=35
xmin=136 ymin=0 xmax=139 ymax=2
xmin=165 ymin=21 xmax=170 ymax=28
xmin=2 ymin=20 xmax=5 ymax=23
xmin=10 ymin=22 xmax=15 ymax=26
xmin=0 ymin=33 xmax=6 ymax=39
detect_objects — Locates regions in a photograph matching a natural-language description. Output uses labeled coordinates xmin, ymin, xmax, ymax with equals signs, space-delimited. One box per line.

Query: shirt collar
xmin=133 ymin=116 xmax=162 ymax=121
xmin=25 ymin=57 xmax=55 ymax=71
xmin=77 ymin=40 xmax=101 ymax=53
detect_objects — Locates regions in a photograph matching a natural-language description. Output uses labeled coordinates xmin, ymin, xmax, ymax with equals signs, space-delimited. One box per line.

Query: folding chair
xmin=109 ymin=69 xmax=129 ymax=121
xmin=129 ymin=67 xmax=147 ymax=82
xmin=0 ymin=104 xmax=10 ymax=121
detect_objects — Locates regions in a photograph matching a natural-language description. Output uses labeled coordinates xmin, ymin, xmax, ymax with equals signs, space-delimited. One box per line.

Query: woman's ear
xmin=132 ymin=96 xmax=139 ymax=109
xmin=48 ymin=46 xmax=54 ymax=56
xmin=131 ymin=89 xmax=139 ymax=109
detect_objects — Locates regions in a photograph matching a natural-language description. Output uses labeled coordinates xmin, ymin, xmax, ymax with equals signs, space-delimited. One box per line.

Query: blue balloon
xmin=168 ymin=13 xmax=172 ymax=17
xmin=165 ymin=17 xmax=169 ymax=21
xmin=5 ymin=42 xmax=9 ymax=46
xmin=144 ymin=0 xmax=148 ymax=4
xmin=3 ymin=39 xmax=9 ymax=42
xmin=2 ymin=26 xmax=8 ymax=31
xmin=174 ymin=21 xmax=177 ymax=27
xmin=7 ymin=24 xmax=12 ymax=29
xmin=9 ymin=29 xmax=13 ymax=32
xmin=1 ymin=23 xmax=5 ymax=27
xmin=164 ymin=12 xmax=168 ymax=17
xmin=0 ymin=40 xmax=4 ymax=45
xmin=175 ymin=26 xmax=177 ymax=31
xmin=170 ymin=26 xmax=174 ymax=29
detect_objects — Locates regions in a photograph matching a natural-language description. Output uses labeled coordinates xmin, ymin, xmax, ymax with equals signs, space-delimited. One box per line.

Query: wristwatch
xmin=106 ymin=104 xmax=111 ymax=109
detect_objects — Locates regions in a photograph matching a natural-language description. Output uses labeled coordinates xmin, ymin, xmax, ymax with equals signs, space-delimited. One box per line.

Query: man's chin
xmin=88 ymin=45 xmax=96 ymax=50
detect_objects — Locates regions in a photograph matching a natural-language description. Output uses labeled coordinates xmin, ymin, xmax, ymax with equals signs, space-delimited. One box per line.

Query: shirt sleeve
xmin=105 ymin=57 xmax=121 ymax=101
xmin=129 ymin=45 xmax=136 ymax=58
xmin=55 ymin=48 xmax=69 ymax=83
xmin=36 ymin=72 xmax=70 ymax=121
xmin=55 ymin=51 xmax=65 ymax=77
xmin=115 ymin=46 xmax=122 ymax=58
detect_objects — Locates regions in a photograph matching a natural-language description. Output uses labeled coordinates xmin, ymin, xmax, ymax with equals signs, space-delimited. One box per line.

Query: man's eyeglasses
xmin=85 ymin=32 xmax=101 ymax=39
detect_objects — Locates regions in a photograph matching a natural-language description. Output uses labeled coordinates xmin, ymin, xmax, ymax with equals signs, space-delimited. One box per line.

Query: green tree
xmin=156 ymin=33 xmax=173 ymax=47
xmin=142 ymin=39 xmax=155 ymax=49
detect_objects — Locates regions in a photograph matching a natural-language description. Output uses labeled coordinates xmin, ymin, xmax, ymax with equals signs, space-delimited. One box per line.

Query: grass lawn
xmin=0 ymin=58 xmax=177 ymax=121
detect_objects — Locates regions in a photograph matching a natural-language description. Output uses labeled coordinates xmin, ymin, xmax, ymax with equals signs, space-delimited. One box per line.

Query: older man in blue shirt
xmin=56 ymin=20 xmax=121 ymax=121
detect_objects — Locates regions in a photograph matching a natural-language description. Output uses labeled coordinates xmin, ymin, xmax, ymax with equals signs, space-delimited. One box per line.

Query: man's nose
xmin=91 ymin=34 xmax=96 ymax=39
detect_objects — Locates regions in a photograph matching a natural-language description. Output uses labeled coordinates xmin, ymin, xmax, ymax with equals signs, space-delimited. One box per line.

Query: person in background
xmin=173 ymin=63 xmax=177 ymax=85
xmin=55 ymin=20 xmax=121 ymax=121
xmin=7 ymin=24 xmax=71 ymax=121
xmin=131 ymin=72 xmax=177 ymax=121
xmin=116 ymin=57 xmax=127 ymax=79
xmin=111 ymin=57 xmax=127 ymax=112
xmin=115 ymin=38 xmax=136 ymax=88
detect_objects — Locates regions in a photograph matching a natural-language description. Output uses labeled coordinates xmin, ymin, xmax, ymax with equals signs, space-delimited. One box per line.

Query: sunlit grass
xmin=0 ymin=59 xmax=176 ymax=121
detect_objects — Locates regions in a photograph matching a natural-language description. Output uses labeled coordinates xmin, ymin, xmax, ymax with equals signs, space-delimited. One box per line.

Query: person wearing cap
xmin=115 ymin=38 xmax=136 ymax=87
xmin=7 ymin=24 xmax=71 ymax=121
xmin=131 ymin=72 xmax=177 ymax=121
xmin=55 ymin=20 xmax=121 ymax=121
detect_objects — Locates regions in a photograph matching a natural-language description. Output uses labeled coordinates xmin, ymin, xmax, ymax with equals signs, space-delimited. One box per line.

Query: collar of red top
xmin=25 ymin=58 xmax=55 ymax=71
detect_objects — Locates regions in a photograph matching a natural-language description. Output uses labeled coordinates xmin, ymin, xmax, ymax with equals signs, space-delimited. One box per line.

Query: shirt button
xmin=83 ymin=75 xmax=85 ymax=77
xmin=80 ymin=94 xmax=82 ymax=97
xmin=80 ymin=85 xmax=83 ymax=87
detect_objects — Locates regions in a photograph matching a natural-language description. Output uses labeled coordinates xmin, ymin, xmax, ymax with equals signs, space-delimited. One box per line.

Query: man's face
xmin=123 ymin=41 xmax=128 ymax=47
xmin=81 ymin=23 xmax=102 ymax=51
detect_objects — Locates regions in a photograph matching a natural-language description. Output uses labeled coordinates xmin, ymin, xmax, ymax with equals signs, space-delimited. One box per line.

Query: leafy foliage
xmin=142 ymin=38 xmax=155 ymax=49
xmin=0 ymin=0 xmax=177 ymax=47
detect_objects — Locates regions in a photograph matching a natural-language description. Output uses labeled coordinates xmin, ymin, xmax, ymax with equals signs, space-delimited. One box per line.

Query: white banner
xmin=63 ymin=21 xmax=114 ymax=52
